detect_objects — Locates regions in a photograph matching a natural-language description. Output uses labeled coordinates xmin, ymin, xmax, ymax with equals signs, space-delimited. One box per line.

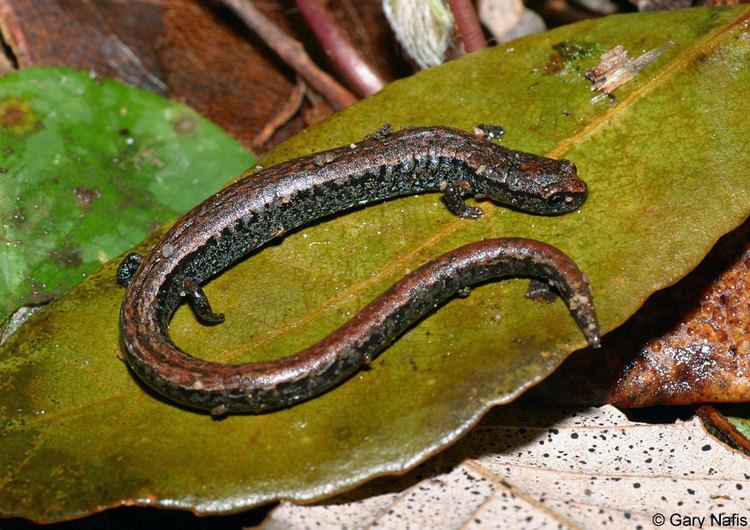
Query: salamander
xmin=117 ymin=125 xmax=598 ymax=415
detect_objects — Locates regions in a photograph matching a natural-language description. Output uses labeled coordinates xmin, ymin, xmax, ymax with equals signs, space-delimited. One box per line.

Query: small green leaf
xmin=0 ymin=67 xmax=254 ymax=321
xmin=2 ymin=7 xmax=750 ymax=521
xmin=724 ymin=409 xmax=750 ymax=443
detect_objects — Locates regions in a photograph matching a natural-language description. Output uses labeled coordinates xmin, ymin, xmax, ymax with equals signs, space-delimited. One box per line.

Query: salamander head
xmin=476 ymin=150 xmax=588 ymax=215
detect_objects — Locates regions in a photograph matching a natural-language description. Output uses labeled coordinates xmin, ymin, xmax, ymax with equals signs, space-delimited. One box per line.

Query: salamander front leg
xmin=473 ymin=123 xmax=505 ymax=141
xmin=117 ymin=253 xmax=144 ymax=287
xmin=442 ymin=181 xmax=483 ymax=218
xmin=364 ymin=123 xmax=392 ymax=141
xmin=183 ymin=281 xmax=225 ymax=324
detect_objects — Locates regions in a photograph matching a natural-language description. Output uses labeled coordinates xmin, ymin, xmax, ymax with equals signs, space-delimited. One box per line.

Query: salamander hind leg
xmin=442 ymin=181 xmax=483 ymax=218
xmin=117 ymin=253 xmax=143 ymax=287
xmin=183 ymin=281 xmax=225 ymax=324
xmin=525 ymin=279 xmax=558 ymax=303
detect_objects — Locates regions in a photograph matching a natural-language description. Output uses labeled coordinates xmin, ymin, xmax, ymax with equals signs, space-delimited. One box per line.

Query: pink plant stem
xmin=448 ymin=0 xmax=488 ymax=52
xmin=224 ymin=0 xmax=357 ymax=109
xmin=295 ymin=0 xmax=386 ymax=97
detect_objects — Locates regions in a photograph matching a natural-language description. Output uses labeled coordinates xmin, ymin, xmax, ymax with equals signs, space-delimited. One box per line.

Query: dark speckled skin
xmin=118 ymin=126 xmax=597 ymax=415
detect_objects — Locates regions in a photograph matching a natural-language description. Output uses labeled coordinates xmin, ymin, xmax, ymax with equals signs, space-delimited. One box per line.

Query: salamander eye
xmin=549 ymin=193 xmax=576 ymax=209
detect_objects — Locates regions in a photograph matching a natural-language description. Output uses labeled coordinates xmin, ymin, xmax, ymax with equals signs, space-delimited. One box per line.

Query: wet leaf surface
xmin=0 ymin=67 xmax=254 ymax=323
xmin=2 ymin=7 xmax=750 ymax=521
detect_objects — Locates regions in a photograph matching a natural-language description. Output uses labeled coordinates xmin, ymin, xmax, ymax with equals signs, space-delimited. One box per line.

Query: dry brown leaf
xmin=264 ymin=404 xmax=750 ymax=529
xmin=0 ymin=0 xmax=406 ymax=151
xmin=0 ymin=0 xmax=302 ymax=149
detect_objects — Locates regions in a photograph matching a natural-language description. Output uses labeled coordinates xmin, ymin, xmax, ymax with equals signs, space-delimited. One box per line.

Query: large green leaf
xmin=0 ymin=67 xmax=254 ymax=323
xmin=2 ymin=7 xmax=750 ymax=521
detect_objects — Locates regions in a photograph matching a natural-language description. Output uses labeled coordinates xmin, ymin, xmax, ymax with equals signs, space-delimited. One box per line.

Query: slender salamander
xmin=117 ymin=125 xmax=599 ymax=415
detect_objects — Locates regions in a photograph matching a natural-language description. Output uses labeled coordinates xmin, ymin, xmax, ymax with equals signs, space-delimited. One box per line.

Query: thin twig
xmin=302 ymin=87 xmax=333 ymax=126
xmin=252 ymin=78 xmax=306 ymax=148
xmin=295 ymin=0 xmax=386 ymax=97
xmin=448 ymin=0 xmax=488 ymax=52
xmin=0 ymin=52 xmax=13 ymax=76
xmin=697 ymin=405 xmax=750 ymax=455
xmin=223 ymin=0 xmax=357 ymax=109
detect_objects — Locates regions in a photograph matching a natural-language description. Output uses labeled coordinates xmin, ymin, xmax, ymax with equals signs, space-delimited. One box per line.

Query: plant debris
xmin=586 ymin=41 xmax=673 ymax=95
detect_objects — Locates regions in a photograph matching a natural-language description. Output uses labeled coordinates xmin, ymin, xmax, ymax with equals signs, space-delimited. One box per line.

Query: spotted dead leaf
xmin=265 ymin=404 xmax=750 ymax=529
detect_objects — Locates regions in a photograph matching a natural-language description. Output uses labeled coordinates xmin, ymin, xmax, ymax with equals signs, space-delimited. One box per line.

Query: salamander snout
xmin=473 ymin=149 xmax=590 ymax=215
xmin=540 ymin=159 xmax=588 ymax=214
